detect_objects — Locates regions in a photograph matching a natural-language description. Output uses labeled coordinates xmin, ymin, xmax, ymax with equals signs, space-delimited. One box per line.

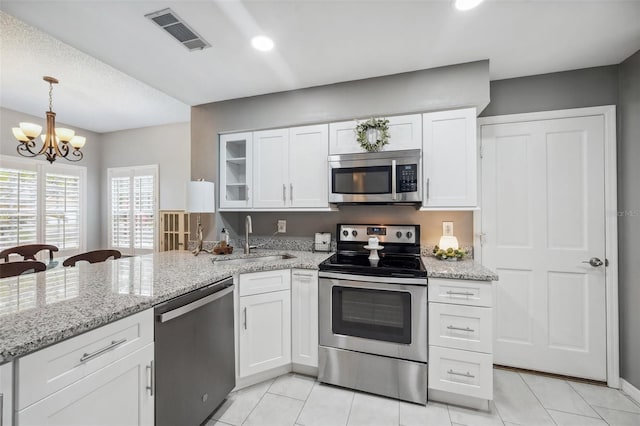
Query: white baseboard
xmin=621 ymin=378 xmax=640 ymax=405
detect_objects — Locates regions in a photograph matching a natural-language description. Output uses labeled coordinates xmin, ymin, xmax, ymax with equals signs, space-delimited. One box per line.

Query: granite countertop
xmin=0 ymin=249 xmax=332 ymax=364
xmin=422 ymin=256 xmax=499 ymax=281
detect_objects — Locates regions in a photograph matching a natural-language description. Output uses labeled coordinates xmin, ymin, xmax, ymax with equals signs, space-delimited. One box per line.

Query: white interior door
xmin=481 ymin=115 xmax=607 ymax=381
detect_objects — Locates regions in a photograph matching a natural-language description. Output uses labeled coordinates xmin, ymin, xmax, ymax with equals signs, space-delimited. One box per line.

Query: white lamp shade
xmin=439 ymin=235 xmax=459 ymax=250
xmin=187 ymin=181 xmax=215 ymax=213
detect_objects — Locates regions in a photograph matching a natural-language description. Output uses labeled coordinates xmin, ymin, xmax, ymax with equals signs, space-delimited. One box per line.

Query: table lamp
xmin=187 ymin=180 xmax=215 ymax=255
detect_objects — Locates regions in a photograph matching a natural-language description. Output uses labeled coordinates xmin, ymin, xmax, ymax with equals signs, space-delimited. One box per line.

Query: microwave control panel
xmin=397 ymin=164 xmax=418 ymax=193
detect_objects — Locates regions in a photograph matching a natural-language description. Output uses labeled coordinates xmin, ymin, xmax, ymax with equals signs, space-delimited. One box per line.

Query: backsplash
xmin=189 ymin=237 xmax=472 ymax=258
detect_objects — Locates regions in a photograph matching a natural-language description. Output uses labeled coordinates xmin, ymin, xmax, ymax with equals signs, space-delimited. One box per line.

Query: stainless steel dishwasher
xmin=154 ymin=277 xmax=235 ymax=426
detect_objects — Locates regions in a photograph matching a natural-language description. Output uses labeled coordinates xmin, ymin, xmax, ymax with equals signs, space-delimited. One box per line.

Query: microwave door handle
xmin=391 ymin=160 xmax=397 ymax=200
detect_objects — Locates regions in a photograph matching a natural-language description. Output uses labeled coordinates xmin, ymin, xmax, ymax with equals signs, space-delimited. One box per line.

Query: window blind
xmin=45 ymin=172 xmax=81 ymax=250
xmin=0 ymin=166 xmax=38 ymax=249
xmin=108 ymin=165 xmax=157 ymax=254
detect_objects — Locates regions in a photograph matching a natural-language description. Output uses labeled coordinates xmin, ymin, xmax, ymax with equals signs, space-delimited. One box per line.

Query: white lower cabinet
xmin=17 ymin=343 xmax=154 ymax=426
xmin=14 ymin=309 xmax=154 ymax=426
xmin=238 ymin=270 xmax=292 ymax=378
xmin=291 ymin=269 xmax=318 ymax=369
xmin=0 ymin=362 xmax=12 ymax=426
xmin=428 ymin=278 xmax=494 ymax=407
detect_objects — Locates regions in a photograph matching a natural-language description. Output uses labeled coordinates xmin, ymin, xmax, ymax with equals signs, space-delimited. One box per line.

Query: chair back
xmin=0 ymin=244 xmax=59 ymax=262
xmin=63 ymin=250 xmax=122 ymax=267
xmin=0 ymin=261 xmax=47 ymax=279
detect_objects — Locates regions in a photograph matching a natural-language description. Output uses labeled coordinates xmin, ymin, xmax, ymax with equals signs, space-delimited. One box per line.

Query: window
xmin=108 ymin=165 xmax=158 ymax=255
xmin=0 ymin=156 xmax=86 ymax=255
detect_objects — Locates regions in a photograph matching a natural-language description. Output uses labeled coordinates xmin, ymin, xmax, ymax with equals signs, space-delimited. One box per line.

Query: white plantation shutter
xmin=0 ymin=157 xmax=86 ymax=254
xmin=111 ymin=176 xmax=131 ymax=249
xmin=0 ymin=165 xmax=38 ymax=249
xmin=108 ymin=165 xmax=158 ymax=254
xmin=45 ymin=172 xmax=81 ymax=250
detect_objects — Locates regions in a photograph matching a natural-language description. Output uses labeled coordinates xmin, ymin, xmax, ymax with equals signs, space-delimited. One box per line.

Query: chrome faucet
xmin=244 ymin=215 xmax=256 ymax=254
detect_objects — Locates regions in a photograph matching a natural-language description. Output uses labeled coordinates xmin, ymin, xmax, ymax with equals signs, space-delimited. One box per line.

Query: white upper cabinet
xmin=219 ymin=132 xmax=253 ymax=209
xmin=253 ymin=125 xmax=329 ymax=209
xmin=329 ymin=114 xmax=422 ymax=155
xmin=422 ymin=108 xmax=477 ymax=209
xmin=289 ymin=125 xmax=329 ymax=208
xmin=253 ymin=129 xmax=290 ymax=208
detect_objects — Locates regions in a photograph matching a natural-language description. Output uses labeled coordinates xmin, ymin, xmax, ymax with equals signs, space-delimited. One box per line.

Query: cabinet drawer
xmin=428 ymin=346 xmax=493 ymax=400
xmin=429 ymin=303 xmax=492 ymax=353
xmin=239 ymin=269 xmax=291 ymax=297
xmin=17 ymin=309 xmax=153 ymax=410
xmin=428 ymin=278 xmax=492 ymax=307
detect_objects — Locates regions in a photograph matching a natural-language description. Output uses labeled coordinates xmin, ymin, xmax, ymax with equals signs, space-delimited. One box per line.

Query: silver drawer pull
xmin=146 ymin=360 xmax=154 ymax=396
xmin=446 ymin=291 xmax=475 ymax=297
xmin=80 ymin=338 xmax=127 ymax=362
xmin=447 ymin=325 xmax=475 ymax=333
xmin=447 ymin=369 xmax=475 ymax=378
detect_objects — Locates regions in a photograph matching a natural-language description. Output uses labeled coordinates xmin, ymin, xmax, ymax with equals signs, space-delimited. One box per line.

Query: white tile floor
xmin=206 ymin=369 xmax=640 ymax=426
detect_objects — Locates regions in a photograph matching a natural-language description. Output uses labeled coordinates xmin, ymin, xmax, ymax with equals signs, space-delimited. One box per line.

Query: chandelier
xmin=12 ymin=76 xmax=86 ymax=164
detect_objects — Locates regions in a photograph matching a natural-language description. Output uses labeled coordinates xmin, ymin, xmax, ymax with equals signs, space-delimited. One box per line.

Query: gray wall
xmin=617 ymin=50 xmax=640 ymax=390
xmin=0 ymin=107 xmax=102 ymax=250
xmin=480 ymin=66 xmax=619 ymax=117
xmin=192 ymin=60 xmax=491 ymax=246
xmin=99 ymin=122 xmax=190 ymax=247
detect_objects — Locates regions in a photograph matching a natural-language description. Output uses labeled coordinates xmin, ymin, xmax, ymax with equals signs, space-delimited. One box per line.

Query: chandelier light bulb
xmin=12 ymin=128 xmax=29 ymax=142
xmin=55 ymin=127 xmax=75 ymax=142
xmin=19 ymin=122 xmax=42 ymax=139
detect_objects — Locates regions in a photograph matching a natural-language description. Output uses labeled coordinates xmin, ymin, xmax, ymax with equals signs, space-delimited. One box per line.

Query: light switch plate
xmin=277 ymin=220 xmax=286 ymax=233
xmin=443 ymin=221 xmax=453 ymax=236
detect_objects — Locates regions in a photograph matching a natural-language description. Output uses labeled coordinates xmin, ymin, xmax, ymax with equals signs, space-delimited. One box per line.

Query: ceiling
xmin=1 ymin=0 xmax=639 ymax=133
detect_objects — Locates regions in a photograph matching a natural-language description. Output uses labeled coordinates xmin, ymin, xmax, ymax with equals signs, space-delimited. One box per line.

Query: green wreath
xmin=356 ymin=118 xmax=390 ymax=152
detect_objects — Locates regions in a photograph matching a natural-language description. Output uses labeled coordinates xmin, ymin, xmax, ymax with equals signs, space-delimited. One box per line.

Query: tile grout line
xmin=239 ymin=380 xmax=274 ymax=426
xmin=566 ymin=379 xmax=613 ymax=424
xmin=515 ymin=371 xmax=560 ymax=426
xmin=344 ymin=388 xmax=356 ymax=426
xmin=293 ymin=378 xmax=317 ymax=426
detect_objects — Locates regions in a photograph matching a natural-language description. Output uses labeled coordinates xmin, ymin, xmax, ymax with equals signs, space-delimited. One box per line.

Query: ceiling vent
xmin=145 ymin=8 xmax=210 ymax=51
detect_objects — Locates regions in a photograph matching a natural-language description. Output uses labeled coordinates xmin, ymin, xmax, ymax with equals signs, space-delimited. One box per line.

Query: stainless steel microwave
xmin=328 ymin=149 xmax=422 ymax=204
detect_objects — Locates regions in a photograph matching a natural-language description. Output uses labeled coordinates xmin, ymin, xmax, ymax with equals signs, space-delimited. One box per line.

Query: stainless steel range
xmin=318 ymin=224 xmax=428 ymax=404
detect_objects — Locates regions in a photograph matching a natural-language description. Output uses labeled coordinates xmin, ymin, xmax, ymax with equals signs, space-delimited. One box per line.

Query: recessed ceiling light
xmin=455 ymin=0 xmax=484 ymax=11
xmin=251 ymin=35 xmax=274 ymax=52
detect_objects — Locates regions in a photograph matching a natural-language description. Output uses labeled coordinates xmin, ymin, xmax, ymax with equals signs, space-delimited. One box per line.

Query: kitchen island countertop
xmin=0 ymin=249 xmax=332 ymax=364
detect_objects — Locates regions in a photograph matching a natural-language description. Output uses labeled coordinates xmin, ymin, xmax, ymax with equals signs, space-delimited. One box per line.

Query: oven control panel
xmin=338 ymin=224 xmax=417 ymax=244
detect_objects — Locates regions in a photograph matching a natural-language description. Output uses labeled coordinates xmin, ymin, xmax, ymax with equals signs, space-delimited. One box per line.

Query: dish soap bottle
xmin=220 ymin=228 xmax=230 ymax=246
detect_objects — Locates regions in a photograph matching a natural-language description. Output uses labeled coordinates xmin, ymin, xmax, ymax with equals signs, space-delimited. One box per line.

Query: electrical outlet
xmin=277 ymin=220 xmax=287 ymax=233
xmin=443 ymin=221 xmax=454 ymax=236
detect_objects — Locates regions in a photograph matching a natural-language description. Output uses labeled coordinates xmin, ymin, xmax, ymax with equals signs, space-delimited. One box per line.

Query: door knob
xmin=582 ymin=257 xmax=604 ymax=267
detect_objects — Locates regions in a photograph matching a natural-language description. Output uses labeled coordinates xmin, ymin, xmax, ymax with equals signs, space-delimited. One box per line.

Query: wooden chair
xmin=0 ymin=261 xmax=47 ymax=279
xmin=0 ymin=244 xmax=59 ymax=262
xmin=63 ymin=250 xmax=122 ymax=267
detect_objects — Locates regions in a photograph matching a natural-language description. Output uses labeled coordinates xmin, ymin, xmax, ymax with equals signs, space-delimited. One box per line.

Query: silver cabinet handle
xmin=446 ymin=290 xmax=474 ymax=297
xmin=292 ymin=272 xmax=313 ymax=278
xmin=159 ymin=285 xmax=234 ymax=323
xmin=447 ymin=369 xmax=475 ymax=378
xmin=283 ymin=184 xmax=286 ymax=202
xmin=80 ymin=338 xmax=127 ymax=362
xmin=582 ymin=257 xmax=604 ymax=267
xmin=426 ymin=178 xmax=430 ymax=200
xmin=391 ymin=159 xmax=397 ymax=201
xmin=447 ymin=325 xmax=475 ymax=332
xmin=290 ymin=183 xmax=293 ymax=202
xmin=243 ymin=307 xmax=247 ymax=330
xmin=146 ymin=360 xmax=154 ymax=396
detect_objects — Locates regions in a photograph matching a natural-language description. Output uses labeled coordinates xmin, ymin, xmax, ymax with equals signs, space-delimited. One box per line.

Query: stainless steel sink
xmin=213 ymin=254 xmax=296 ymax=266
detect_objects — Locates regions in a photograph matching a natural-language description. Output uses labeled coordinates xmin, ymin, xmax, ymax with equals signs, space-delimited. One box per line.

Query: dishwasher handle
xmin=158 ymin=284 xmax=234 ymax=323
